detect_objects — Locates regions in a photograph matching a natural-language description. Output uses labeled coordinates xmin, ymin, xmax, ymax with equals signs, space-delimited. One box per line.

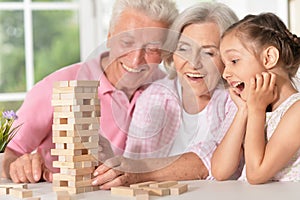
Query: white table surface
xmin=1 ymin=179 xmax=300 ymax=200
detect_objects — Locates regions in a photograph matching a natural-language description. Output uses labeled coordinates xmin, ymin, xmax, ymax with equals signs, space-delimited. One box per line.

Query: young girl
xmin=211 ymin=13 xmax=300 ymax=184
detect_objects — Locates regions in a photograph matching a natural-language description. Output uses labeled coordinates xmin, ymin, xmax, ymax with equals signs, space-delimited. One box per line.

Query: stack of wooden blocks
xmin=111 ymin=181 xmax=188 ymax=200
xmin=51 ymin=80 xmax=100 ymax=195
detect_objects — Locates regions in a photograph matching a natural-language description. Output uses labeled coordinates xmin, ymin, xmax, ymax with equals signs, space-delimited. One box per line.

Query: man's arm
xmin=2 ymin=147 xmax=51 ymax=183
xmin=92 ymin=152 xmax=208 ymax=190
xmin=2 ymin=148 xmax=19 ymax=179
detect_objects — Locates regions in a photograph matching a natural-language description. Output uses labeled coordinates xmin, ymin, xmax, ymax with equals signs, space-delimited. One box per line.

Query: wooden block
xmin=53 ymin=136 xmax=82 ymax=143
xmin=59 ymin=155 xmax=97 ymax=162
xmin=54 ymin=106 xmax=72 ymax=112
xmin=169 ymin=184 xmax=188 ymax=195
xmin=149 ymin=181 xmax=178 ymax=188
xmin=68 ymin=80 xmax=99 ymax=87
xmin=111 ymin=186 xmax=135 ymax=197
xmin=53 ymin=186 xmax=84 ymax=195
xmin=51 ymin=149 xmax=83 ymax=156
xmin=51 ymin=99 xmax=85 ymax=106
xmin=130 ymin=181 xmax=157 ymax=189
xmin=60 ymin=167 xmax=95 ymax=176
xmin=53 ymin=130 xmax=98 ymax=137
xmin=53 ymin=81 xmax=69 ymax=88
xmin=83 ymin=88 xmax=98 ymax=93
xmin=53 ymin=161 xmax=93 ymax=169
xmin=53 ymin=174 xmax=91 ymax=182
xmin=68 ymin=179 xmax=92 ymax=188
xmin=71 ymin=105 xmax=100 ymax=112
xmin=67 ymin=130 xmax=99 ymax=137
xmin=0 ymin=187 xmax=10 ymax=195
xmin=52 ymin=86 xmax=83 ymax=94
xmin=52 ymin=135 xmax=99 ymax=143
xmin=66 ymin=142 xmax=98 ymax=150
xmin=52 ymin=124 xmax=100 ymax=131
xmin=67 ymin=117 xmax=99 ymax=125
xmin=9 ymin=188 xmax=32 ymax=198
xmin=53 ymin=104 xmax=100 ymax=114
xmin=53 ymin=116 xmax=100 ymax=125
xmin=25 ymin=197 xmax=41 ymax=200
xmin=54 ymin=141 xmax=98 ymax=151
xmin=135 ymin=189 xmax=149 ymax=200
xmin=55 ymin=190 xmax=71 ymax=200
xmin=0 ymin=183 xmax=28 ymax=189
xmin=59 ymin=92 xmax=98 ymax=100
xmin=141 ymin=187 xmax=169 ymax=196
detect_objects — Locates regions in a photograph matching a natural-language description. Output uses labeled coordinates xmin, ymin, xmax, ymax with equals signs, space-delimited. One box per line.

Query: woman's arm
xmin=92 ymin=152 xmax=208 ymax=190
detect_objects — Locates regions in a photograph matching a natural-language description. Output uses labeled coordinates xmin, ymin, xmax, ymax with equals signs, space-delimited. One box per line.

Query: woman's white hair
xmin=163 ymin=2 xmax=239 ymax=78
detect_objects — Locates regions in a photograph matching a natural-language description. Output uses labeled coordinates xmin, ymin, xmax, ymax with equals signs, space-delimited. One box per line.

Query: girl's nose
xmin=222 ymin=66 xmax=231 ymax=79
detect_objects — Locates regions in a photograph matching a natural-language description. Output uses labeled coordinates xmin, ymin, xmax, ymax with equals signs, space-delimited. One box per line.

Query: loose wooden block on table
xmin=55 ymin=191 xmax=71 ymax=200
xmin=0 ymin=187 xmax=10 ymax=195
xmin=111 ymin=186 xmax=135 ymax=197
xmin=169 ymin=184 xmax=188 ymax=195
xmin=0 ymin=183 xmax=28 ymax=189
xmin=130 ymin=181 xmax=157 ymax=189
xmin=135 ymin=189 xmax=149 ymax=200
xmin=25 ymin=197 xmax=41 ymax=200
xmin=53 ymin=186 xmax=98 ymax=195
xmin=149 ymin=180 xmax=178 ymax=188
xmin=141 ymin=187 xmax=170 ymax=196
xmin=9 ymin=188 xmax=32 ymax=198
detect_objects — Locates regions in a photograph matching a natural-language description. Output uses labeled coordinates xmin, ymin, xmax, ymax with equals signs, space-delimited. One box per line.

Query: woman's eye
xmin=231 ymin=59 xmax=239 ymax=64
xmin=204 ymin=51 xmax=214 ymax=56
xmin=176 ymin=44 xmax=190 ymax=52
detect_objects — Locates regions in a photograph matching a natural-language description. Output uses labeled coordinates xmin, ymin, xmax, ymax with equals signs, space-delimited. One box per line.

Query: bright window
xmin=0 ymin=0 xmax=96 ymax=110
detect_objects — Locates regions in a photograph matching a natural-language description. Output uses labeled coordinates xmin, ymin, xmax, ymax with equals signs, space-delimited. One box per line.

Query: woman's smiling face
xmin=173 ymin=22 xmax=224 ymax=96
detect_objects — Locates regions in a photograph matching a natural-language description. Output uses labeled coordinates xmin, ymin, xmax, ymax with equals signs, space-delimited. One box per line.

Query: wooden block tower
xmin=51 ymin=80 xmax=100 ymax=194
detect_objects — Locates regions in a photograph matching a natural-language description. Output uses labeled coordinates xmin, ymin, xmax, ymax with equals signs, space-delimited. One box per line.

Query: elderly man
xmin=2 ymin=0 xmax=178 ymax=183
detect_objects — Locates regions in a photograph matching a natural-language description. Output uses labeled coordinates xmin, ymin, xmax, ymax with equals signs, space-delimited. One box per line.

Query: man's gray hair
xmin=109 ymin=0 xmax=178 ymax=32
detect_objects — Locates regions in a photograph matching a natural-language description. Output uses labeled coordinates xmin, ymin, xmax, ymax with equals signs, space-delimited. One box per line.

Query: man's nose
xmin=128 ymin=48 xmax=146 ymax=67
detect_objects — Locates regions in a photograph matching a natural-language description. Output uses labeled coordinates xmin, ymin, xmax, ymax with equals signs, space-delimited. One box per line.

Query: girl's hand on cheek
xmin=247 ymin=72 xmax=277 ymax=111
xmin=229 ymin=87 xmax=246 ymax=110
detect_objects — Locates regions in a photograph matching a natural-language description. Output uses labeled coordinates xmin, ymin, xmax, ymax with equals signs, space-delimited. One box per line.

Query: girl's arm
xmin=211 ymin=89 xmax=247 ymax=180
xmin=244 ymin=72 xmax=300 ymax=184
xmin=245 ymin=101 xmax=300 ymax=184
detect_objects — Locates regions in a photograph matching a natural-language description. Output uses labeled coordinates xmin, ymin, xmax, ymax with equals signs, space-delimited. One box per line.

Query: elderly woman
xmin=92 ymin=2 xmax=239 ymax=189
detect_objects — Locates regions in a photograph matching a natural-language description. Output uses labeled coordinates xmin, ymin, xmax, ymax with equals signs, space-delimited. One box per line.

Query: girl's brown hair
xmin=223 ymin=13 xmax=300 ymax=78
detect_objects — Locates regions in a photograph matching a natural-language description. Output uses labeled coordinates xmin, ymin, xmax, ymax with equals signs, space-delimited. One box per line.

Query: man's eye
xmin=120 ymin=40 xmax=134 ymax=47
